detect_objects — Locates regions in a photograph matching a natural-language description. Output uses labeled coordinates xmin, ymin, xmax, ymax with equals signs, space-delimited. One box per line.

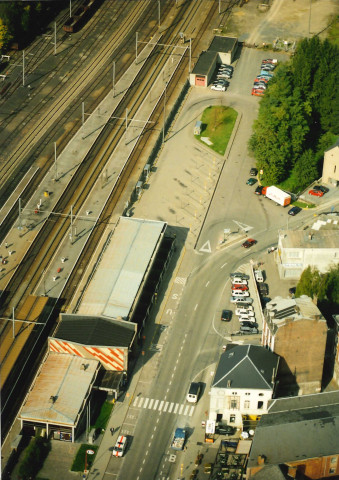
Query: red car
xmin=242 ymin=239 xmax=257 ymax=248
xmin=254 ymin=77 xmax=269 ymax=84
xmin=251 ymin=88 xmax=265 ymax=97
xmin=232 ymin=284 xmax=249 ymax=291
xmin=309 ymin=189 xmax=324 ymax=197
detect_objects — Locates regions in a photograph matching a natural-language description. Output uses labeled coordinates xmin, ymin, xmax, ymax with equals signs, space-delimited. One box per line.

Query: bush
xmin=18 ymin=436 xmax=51 ymax=480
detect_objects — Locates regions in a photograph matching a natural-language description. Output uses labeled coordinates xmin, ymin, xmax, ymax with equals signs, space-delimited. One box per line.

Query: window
xmin=330 ymin=457 xmax=337 ymax=464
xmin=230 ymin=398 xmax=238 ymax=409
xmin=230 ymin=415 xmax=236 ymax=423
xmin=244 ymin=400 xmax=250 ymax=409
xmin=257 ymin=401 xmax=264 ymax=409
xmin=245 ymin=392 xmax=250 ymax=396
xmin=288 ymin=251 xmax=300 ymax=258
xmin=329 ymin=468 xmax=335 ymax=474
xmin=231 ymin=392 xmax=237 ymax=395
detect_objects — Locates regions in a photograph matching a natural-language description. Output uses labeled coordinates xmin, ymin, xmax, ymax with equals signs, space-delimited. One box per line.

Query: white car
xmin=239 ymin=314 xmax=256 ymax=322
xmin=231 ymin=290 xmax=249 ymax=297
xmin=231 ymin=279 xmax=248 ymax=286
xmin=230 ymin=296 xmax=254 ymax=304
xmin=235 ymin=308 xmax=254 ymax=316
xmin=211 ymin=84 xmax=226 ymax=91
xmin=254 ymin=270 xmax=264 ymax=282
xmin=112 ymin=435 xmax=127 ymax=457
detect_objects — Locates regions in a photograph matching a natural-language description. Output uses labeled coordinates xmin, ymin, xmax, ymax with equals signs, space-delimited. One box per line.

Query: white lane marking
xmin=144 ymin=398 xmax=149 ymax=408
xmin=179 ymin=404 xmax=184 ymax=414
xmin=194 ymin=303 xmax=198 ymax=311
xmin=168 ymin=402 xmax=174 ymax=413
xmin=174 ymin=403 xmax=179 ymax=414
xmin=169 ymin=381 xmax=172 ymax=386
xmin=142 ymin=458 xmax=146 ymax=464
xmin=133 ymin=397 xmax=138 ymax=407
xmin=148 ymin=399 xmax=154 ymax=409
xmin=151 ymin=434 xmax=154 ymax=439
xmin=189 ymin=406 xmax=194 ymax=416
xmin=145 ymin=450 xmax=148 ymax=456
xmin=159 ymin=400 xmax=164 ymax=411
xmin=183 ymin=405 xmax=189 ymax=416
xmin=205 ymin=281 xmax=210 ymax=287
xmin=163 ymin=402 xmax=169 ymax=412
xmin=153 ymin=399 xmax=159 ymax=410
xmin=138 ymin=397 xmax=144 ymax=408
xmin=174 ymin=366 xmax=176 ymax=371
xmin=156 ymin=418 xmax=160 ymax=423
xmin=148 ymin=442 xmax=152 ymax=447
xmin=154 ymin=426 xmax=157 ymax=431
xmin=221 ymin=262 xmax=227 ymax=268
xmin=199 ymin=240 xmax=212 ymax=253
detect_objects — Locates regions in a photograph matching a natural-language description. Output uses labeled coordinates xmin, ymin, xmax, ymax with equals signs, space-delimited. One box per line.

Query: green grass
xmin=71 ymin=444 xmax=98 ymax=472
xmin=197 ymin=106 xmax=238 ymax=155
xmin=292 ymin=200 xmax=315 ymax=209
xmin=93 ymin=400 xmax=114 ymax=430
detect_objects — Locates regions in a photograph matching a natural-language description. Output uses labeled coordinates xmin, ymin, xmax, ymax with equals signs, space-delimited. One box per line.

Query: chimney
xmin=257 ymin=455 xmax=266 ymax=465
xmin=308 ymin=233 xmax=313 ymax=240
xmin=80 ymin=363 xmax=87 ymax=370
xmin=287 ymin=466 xmax=297 ymax=478
xmin=49 ymin=395 xmax=56 ymax=404
xmin=227 ymin=380 xmax=231 ymax=388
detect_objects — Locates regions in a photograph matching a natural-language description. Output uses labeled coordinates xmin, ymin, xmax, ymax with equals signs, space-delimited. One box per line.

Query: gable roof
xmin=248 ymin=391 xmax=339 ymax=467
xmin=212 ymin=345 xmax=279 ymax=390
xmin=54 ymin=314 xmax=136 ymax=347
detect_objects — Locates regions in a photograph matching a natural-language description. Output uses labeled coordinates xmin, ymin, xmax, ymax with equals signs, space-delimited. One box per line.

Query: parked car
xmin=254 ymin=77 xmax=269 ymax=83
xmin=246 ymin=178 xmax=257 ymax=186
xmin=235 ymin=305 xmax=254 ymax=316
xmin=289 ymin=287 xmax=296 ymax=296
xmin=231 ymin=290 xmax=250 ymax=297
xmin=235 ymin=307 xmax=254 ymax=316
xmin=255 ymin=185 xmax=264 ymax=195
xmin=261 ymin=63 xmax=275 ymax=71
xmin=242 ymin=238 xmax=256 ymax=248
xmin=230 ymin=272 xmax=250 ymax=279
xmin=221 ymin=309 xmax=232 ymax=322
xmin=240 ymin=325 xmax=259 ymax=334
xmin=288 ymin=206 xmax=302 ymax=216
xmin=231 ymin=278 xmax=248 ymax=285
xmin=309 ymin=189 xmax=324 ymax=197
xmin=250 ymin=167 xmax=258 ymax=176
xmin=239 ymin=320 xmax=258 ymax=328
xmin=230 ymin=296 xmax=253 ymax=304
xmin=211 ymin=84 xmax=226 ymax=91
xmin=253 ymin=82 xmax=267 ymax=89
xmin=252 ymin=88 xmax=265 ymax=97
xmin=313 ymin=185 xmax=329 ymax=194
xmin=186 ymin=382 xmax=201 ymax=403
xmin=239 ymin=314 xmax=256 ymax=323
xmin=113 ymin=435 xmax=128 ymax=457
xmin=254 ymin=270 xmax=264 ymax=282
xmin=262 ymin=58 xmax=277 ymax=64
xmin=215 ymin=424 xmax=236 ymax=435
xmin=232 ymin=284 xmax=249 ymax=291
xmin=217 ymin=72 xmax=232 ymax=79
xmin=258 ymin=283 xmax=269 ymax=295
xmin=220 ymin=63 xmax=233 ymax=71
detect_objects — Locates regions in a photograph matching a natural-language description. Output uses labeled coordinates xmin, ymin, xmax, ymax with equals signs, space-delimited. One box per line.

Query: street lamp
xmin=84 ymin=449 xmax=95 ymax=474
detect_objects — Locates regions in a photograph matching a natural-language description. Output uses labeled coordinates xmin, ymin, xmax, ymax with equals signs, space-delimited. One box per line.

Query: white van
xmin=230 ymin=296 xmax=253 ymax=304
xmin=194 ymin=121 xmax=202 ymax=135
xmin=186 ymin=382 xmax=201 ymax=403
xmin=231 ymin=290 xmax=249 ymax=297
xmin=235 ymin=308 xmax=254 ymax=316
xmin=254 ymin=270 xmax=264 ymax=282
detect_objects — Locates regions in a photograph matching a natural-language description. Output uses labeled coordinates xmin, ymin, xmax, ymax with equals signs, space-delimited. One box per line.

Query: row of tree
xmin=0 ymin=1 xmax=67 ymax=51
xmin=249 ymin=37 xmax=339 ymax=191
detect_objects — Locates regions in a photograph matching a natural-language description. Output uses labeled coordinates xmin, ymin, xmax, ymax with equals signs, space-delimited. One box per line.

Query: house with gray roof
xmin=246 ymin=391 xmax=339 ymax=479
xmin=209 ymin=345 xmax=279 ymax=429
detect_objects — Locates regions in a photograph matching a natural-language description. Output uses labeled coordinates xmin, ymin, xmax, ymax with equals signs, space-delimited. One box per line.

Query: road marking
xmin=143 ymin=398 xmax=149 ymax=408
xmin=233 ymin=220 xmax=253 ymax=232
xmin=221 ymin=262 xmax=227 ymax=268
xmin=159 ymin=400 xmax=164 ymax=410
xmin=174 ymin=403 xmax=179 ymax=414
xmin=199 ymin=240 xmax=211 ymax=253
xmin=174 ymin=276 xmax=187 ymax=285
xmin=183 ymin=405 xmax=189 ymax=416
xmin=148 ymin=399 xmax=154 ymax=409
xmin=179 ymin=404 xmax=184 ymax=414
xmin=163 ymin=401 xmax=169 ymax=412
xmin=168 ymin=402 xmax=174 ymax=413
xmin=174 ymin=365 xmax=176 ymax=371
xmin=138 ymin=397 xmax=143 ymax=407
xmin=153 ymin=399 xmax=159 ymax=410
xmin=205 ymin=281 xmax=210 ymax=287
xmin=189 ymin=406 xmax=194 ymax=416
xmin=145 ymin=450 xmax=148 ymax=456
xmin=148 ymin=442 xmax=152 ymax=447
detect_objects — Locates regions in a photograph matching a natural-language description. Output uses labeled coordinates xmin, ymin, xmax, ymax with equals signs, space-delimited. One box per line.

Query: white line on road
xmin=143 ymin=459 xmax=146 ymax=464
xmin=163 ymin=401 xmax=169 ymax=412
xmin=169 ymin=382 xmax=172 ymax=386
xmin=143 ymin=398 xmax=149 ymax=408
xmin=148 ymin=399 xmax=154 ymax=409
xmin=146 ymin=450 xmax=148 ymax=456
xmin=138 ymin=397 xmax=144 ymax=408
xmin=194 ymin=303 xmax=198 ymax=311
xmin=174 ymin=365 xmax=176 ymax=371
xmin=154 ymin=426 xmax=157 ymax=431
xmin=159 ymin=400 xmax=164 ymax=410
xmin=157 ymin=417 xmax=160 ymax=423
xmin=168 ymin=402 xmax=174 ymax=413
xmin=179 ymin=404 xmax=184 ymax=414
xmin=189 ymin=406 xmax=194 ymax=416
xmin=205 ymin=281 xmax=210 ymax=287
xmin=221 ymin=262 xmax=227 ymax=268
xmin=183 ymin=405 xmax=189 ymax=416
xmin=174 ymin=403 xmax=179 ymax=414
xmin=148 ymin=442 xmax=152 ymax=447
xmin=151 ymin=434 xmax=154 ymax=439
xmin=153 ymin=399 xmax=159 ymax=410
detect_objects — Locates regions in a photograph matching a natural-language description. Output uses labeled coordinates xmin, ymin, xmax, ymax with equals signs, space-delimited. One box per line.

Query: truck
xmin=262 ymin=186 xmax=291 ymax=207
xmin=171 ymin=427 xmax=186 ymax=450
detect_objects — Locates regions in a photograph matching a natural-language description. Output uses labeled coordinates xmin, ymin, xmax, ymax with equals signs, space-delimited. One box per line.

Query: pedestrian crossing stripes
xmin=132 ymin=397 xmax=195 ymax=416
xmin=174 ymin=276 xmax=186 ymax=285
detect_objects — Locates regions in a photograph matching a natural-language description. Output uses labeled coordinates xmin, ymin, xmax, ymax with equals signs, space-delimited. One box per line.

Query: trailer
xmin=171 ymin=427 xmax=186 ymax=450
xmin=262 ymin=186 xmax=291 ymax=207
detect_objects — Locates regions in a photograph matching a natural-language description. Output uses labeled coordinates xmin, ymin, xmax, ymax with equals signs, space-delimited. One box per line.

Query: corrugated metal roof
xmin=78 ymin=217 xmax=166 ymax=319
xmin=20 ymin=353 xmax=99 ymax=426
xmin=55 ymin=314 xmax=136 ymax=347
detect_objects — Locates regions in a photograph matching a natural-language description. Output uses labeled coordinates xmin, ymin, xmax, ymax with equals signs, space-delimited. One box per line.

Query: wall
xmin=322 ymin=145 xmax=339 ymax=185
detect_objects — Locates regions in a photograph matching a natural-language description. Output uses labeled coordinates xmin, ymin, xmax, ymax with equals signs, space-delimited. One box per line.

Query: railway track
xmin=0 ymin=0 xmax=165 ymax=215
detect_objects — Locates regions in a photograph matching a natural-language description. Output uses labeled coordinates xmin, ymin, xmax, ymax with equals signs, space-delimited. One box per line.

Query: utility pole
xmin=158 ymin=0 xmax=161 ymax=28
xmin=163 ymin=83 xmax=167 ymax=143
xmin=70 ymin=0 xmax=72 ymax=17
xmin=54 ymin=142 xmax=58 ymax=181
xmin=22 ymin=50 xmax=25 ymax=87
xmin=82 ymin=102 xmax=85 ymax=127
xmin=189 ymin=38 xmax=192 ymax=73
xmin=135 ymin=32 xmax=138 ymax=64
xmin=54 ymin=22 xmax=57 ymax=55
xmin=112 ymin=61 xmax=115 ymax=97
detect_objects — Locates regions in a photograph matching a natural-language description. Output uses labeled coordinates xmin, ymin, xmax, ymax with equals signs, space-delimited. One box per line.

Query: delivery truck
xmin=171 ymin=427 xmax=186 ymax=450
xmin=262 ymin=186 xmax=291 ymax=207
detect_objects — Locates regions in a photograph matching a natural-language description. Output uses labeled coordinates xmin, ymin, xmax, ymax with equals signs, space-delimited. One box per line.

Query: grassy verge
xmin=71 ymin=444 xmax=98 ymax=472
xmin=196 ymin=106 xmax=238 ymax=155
xmin=93 ymin=400 xmax=114 ymax=430
xmin=292 ymin=200 xmax=315 ymax=209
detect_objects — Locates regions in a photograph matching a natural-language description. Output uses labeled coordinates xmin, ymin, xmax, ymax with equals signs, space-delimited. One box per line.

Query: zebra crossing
xmin=132 ymin=397 xmax=195 ymax=416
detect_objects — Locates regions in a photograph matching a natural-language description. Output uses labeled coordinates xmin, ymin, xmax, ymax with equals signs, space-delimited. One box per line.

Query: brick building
xmin=262 ymin=295 xmax=328 ymax=395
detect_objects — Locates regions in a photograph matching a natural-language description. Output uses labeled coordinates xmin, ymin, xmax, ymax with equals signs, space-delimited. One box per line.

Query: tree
xmin=0 ymin=18 xmax=12 ymax=51
xmin=290 ymin=149 xmax=319 ymax=191
xmin=295 ymin=266 xmax=326 ymax=301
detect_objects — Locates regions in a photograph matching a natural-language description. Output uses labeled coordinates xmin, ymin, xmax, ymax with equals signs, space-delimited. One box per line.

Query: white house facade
xmin=209 ymin=345 xmax=279 ymax=429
